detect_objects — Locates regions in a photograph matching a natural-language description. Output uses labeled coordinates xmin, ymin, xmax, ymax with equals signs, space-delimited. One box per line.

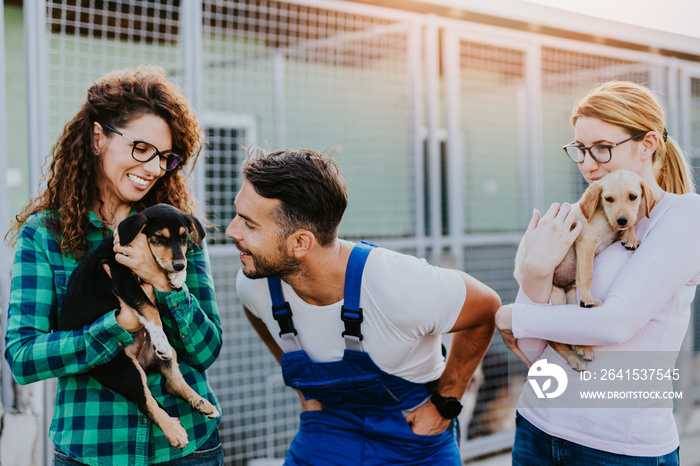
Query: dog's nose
xmin=617 ymin=217 xmax=628 ymax=226
xmin=173 ymin=262 xmax=186 ymax=271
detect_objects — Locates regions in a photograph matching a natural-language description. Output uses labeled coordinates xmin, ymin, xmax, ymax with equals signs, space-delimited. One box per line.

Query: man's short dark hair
xmin=242 ymin=148 xmax=348 ymax=246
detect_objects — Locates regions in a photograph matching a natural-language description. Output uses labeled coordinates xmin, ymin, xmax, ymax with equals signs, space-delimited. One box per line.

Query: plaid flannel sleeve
xmin=156 ymin=241 xmax=222 ymax=371
xmin=4 ymin=218 xmax=134 ymax=385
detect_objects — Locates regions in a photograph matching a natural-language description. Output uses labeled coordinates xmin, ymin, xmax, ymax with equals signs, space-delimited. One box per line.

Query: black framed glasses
xmin=101 ymin=124 xmax=181 ymax=171
xmin=563 ymin=133 xmax=645 ymax=164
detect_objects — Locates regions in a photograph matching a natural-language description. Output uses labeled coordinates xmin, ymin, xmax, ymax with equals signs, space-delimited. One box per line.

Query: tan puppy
xmin=514 ymin=170 xmax=656 ymax=370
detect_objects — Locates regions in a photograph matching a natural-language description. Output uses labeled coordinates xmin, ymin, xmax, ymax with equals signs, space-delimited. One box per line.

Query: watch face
xmin=432 ymin=393 xmax=463 ymax=419
xmin=441 ymin=399 xmax=463 ymax=418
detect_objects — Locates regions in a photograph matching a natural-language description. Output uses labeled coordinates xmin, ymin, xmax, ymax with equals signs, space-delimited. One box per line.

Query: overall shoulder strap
xmin=267 ymin=276 xmax=302 ymax=353
xmin=341 ymin=241 xmax=377 ymax=352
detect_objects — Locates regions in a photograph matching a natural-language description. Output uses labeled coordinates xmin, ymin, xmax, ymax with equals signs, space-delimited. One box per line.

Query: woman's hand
xmin=115 ymin=302 xmax=144 ymax=333
xmin=113 ymin=233 xmax=173 ymax=292
xmin=495 ymin=304 xmax=532 ymax=367
xmin=520 ymin=203 xmax=582 ymax=302
xmin=102 ymin=262 xmax=145 ymax=333
xmin=521 ymin=203 xmax=582 ymax=278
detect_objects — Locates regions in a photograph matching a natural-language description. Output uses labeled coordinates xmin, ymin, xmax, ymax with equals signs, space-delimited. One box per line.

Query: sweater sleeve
xmin=513 ymin=287 xmax=549 ymax=357
xmin=512 ymin=194 xmax=700 ymax=346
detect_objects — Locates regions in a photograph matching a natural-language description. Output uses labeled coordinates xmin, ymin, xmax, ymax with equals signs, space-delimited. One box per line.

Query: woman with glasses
xmin=496 ymin=81 xmax=698 ymax=465
xmin=5 ymin=66 xmax=223 ymax=465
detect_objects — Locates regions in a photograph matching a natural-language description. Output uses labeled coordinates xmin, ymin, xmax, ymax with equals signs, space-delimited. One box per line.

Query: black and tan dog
xmin=58 ymin=204 xmax=219 ymax=448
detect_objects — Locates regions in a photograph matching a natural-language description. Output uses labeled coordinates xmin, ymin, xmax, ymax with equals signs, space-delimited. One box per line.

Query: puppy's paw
xmin=621 ymin=240 xmax=639 ymax=251
xmin=564 ymin=353 xmax=587 ymax=372
xmin=150 ymin=326 xmax=173 ymax=360
xmin=168 ymin=270 xmax=187 ymax=289
xmin=161 ymin=417 xmax=189 ymax=449
xmin=191 ymin=398 xmax=220 ymax=419
xmin=579 ymin=298 xmax=601 ymax=308
xmin=574 ymin=345 xmax=594 ymax=362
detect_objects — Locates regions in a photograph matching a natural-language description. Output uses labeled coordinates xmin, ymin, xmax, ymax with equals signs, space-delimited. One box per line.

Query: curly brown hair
xmin=7 ymin=66 xmax=204 ymax=259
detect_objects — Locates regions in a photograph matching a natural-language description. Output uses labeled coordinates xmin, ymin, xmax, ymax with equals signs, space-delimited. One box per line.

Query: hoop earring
xmin=93 ymin=149 xmax=100 ymax=155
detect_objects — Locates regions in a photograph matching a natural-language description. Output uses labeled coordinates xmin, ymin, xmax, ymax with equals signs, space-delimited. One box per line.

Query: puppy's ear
xmin=189 ymin=216 xmax=206 ymax=247
xmin=641 ymin=180 xmax=657 ymax=218
xmin=579 ymin=183 xmax=603 ymax=222
xmin=117 ymin=213 xmax=148 ymax=245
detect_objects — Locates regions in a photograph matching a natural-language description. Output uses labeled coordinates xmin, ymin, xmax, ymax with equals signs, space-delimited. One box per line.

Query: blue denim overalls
xmin=267 ymin=241 xmax=461 ymax=465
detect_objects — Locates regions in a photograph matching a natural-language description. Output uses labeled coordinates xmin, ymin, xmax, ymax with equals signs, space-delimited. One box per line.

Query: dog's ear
xmin=188 ymin=215 xmax=206 ymax=247
xmin=641 ymin=180 xmax=657 ymax=218
xmin=579 ymin=183 xmax=603 ymax=222
xmin=117 ymin=213 xmax=148 ymax=245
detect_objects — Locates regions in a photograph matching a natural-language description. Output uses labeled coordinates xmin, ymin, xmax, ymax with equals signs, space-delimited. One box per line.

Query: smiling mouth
xmin=235 ymin=243 xmax=252 ymax=257
xmin=128 ymin=174 xmax=150 ymax=186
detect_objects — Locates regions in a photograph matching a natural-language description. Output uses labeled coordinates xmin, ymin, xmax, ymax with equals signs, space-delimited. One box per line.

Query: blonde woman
xmin=497 ymin=81 xmax=698 ymax=465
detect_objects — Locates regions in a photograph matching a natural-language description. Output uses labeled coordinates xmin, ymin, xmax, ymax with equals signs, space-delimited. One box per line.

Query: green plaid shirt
xmin=5 ymin=210 xmax=222 ymax=466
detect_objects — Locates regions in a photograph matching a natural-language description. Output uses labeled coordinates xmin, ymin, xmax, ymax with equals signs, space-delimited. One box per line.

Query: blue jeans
xmin=513 ymin=411 xmax=679 ymax=466
xmin=52 ymin=429 xmax=223 ymax=465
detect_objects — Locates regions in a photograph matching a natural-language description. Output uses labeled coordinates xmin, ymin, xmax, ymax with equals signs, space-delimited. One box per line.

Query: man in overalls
xmin=228 ymin=149 xmax=501 ymax=465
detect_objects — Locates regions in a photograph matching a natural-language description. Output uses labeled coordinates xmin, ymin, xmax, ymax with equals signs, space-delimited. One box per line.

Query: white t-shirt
xmin=513 ymin=192 xmax=700 ymax=456
xmin=236 ymin=243 xmax=466 ymax=383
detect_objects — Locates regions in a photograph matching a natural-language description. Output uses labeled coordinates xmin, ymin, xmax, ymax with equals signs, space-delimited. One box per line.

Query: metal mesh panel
xmin=201 ymin=0 xmax=417 ymax=239
xmin=46 ymin=1 xmax=182 ymax=141
xmin=462 ymin=244 xmax=519 ymax=305
xmin=540 ymin=47 xmax=653 ymax=205
xmin=458 ymin=42 xmax=528 ymax=233
xmin=203 ymin=125 xmax=247 ymax=245
xmin=689 ymin=77 xmax=700 ymax=357
xmin=461 ymin=244 xmax=522 ymax=444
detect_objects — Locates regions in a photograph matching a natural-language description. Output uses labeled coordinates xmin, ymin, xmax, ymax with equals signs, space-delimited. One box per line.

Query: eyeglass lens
xmin=565 ymin=145 xmax=610 ymax=163
xmin=132 ymin=141 xmax=181 ymax=171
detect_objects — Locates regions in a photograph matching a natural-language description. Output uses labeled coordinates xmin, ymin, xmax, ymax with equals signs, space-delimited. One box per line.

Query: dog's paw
xmin=161 ymin=417 xmax=189 ymax=449
xmin=574 ymin=345 xmax=594 ymax=362
xmin=191 ymin=398 xmax=220 ymax=419
xmin=621 ymin=240 xmax=639 ymax=251
xmin=150 ymin=326 xmax=173 ymax=360
xmin=168 ymin=270 xmax=187 ymax=289
xmin=579 ymin=297 xmax=601 ymax=308
xmin=564 ymin=353 xmax=587 ymax=372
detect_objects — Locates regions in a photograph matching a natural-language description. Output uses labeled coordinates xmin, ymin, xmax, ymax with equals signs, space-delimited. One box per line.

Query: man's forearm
xmin=437 ymin=322 xmax=494 ymax=398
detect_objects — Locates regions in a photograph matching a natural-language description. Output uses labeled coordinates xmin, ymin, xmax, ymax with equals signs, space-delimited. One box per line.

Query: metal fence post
xmin=23 ymin=2 xmax=51 ymax=464
xmin=0 ymin=0 xmax=14 ymax=417
xmin=181 ymin=0 xmax=205 ymax=213
xmin=24 ymin=0 xmax=49 ymax=200
xmin=425 ymin=16 xmax=442 ymax=256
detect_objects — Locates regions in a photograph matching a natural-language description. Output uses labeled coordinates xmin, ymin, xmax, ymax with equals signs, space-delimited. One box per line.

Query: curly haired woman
xmin=5 ymin=66 xmax=223 ymax=466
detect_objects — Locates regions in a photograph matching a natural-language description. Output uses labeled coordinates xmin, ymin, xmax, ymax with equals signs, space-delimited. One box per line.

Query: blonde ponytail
xmin=655 ymin=136 xmax=695 ymax=194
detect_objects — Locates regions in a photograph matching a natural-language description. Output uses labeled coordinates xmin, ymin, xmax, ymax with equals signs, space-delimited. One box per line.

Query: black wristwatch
xmin=430 ymin=392 xmax=463 ymax=419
